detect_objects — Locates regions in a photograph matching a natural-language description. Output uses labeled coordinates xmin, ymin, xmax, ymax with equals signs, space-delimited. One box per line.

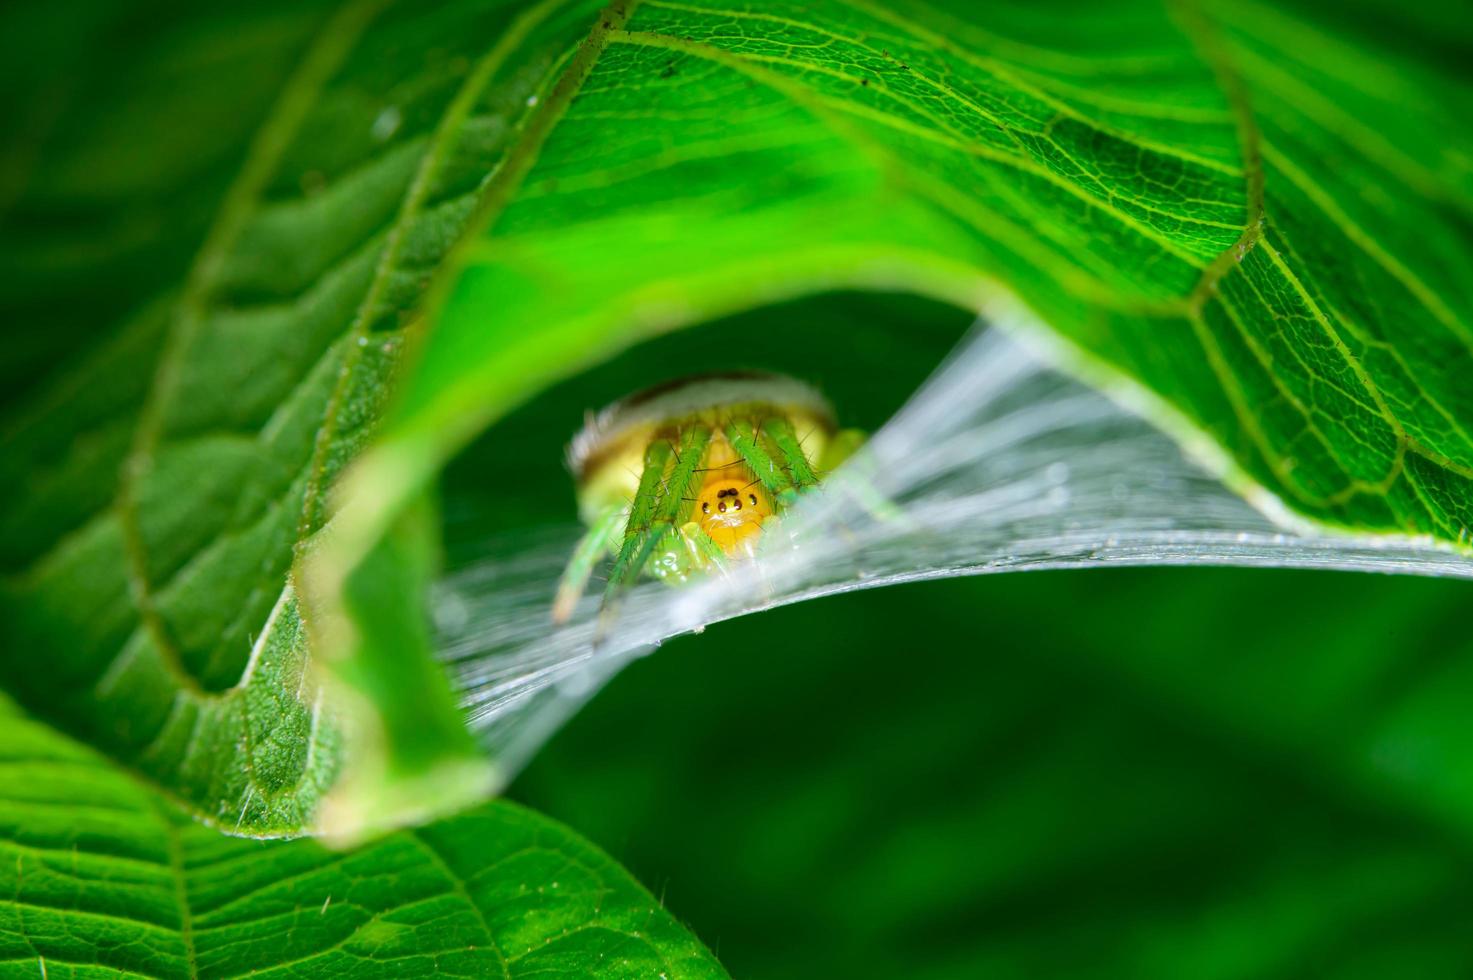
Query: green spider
xmin=552 ymin=372 xmax=864 ymax=623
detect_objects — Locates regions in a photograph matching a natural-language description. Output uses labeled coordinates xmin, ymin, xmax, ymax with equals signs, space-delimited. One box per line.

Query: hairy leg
xmin=818 ymin=428 xmax=867 ymax=474
xmin=818 ymin=428 xmax=904 ymax=524
xmin=725 ymin=419 xmax=798 ymax=506
xmin=551 ymin=504 xmax=626 ymax=624
xmin=761 ymin=416 xmax=820 ymax=491
xmin=603 ymin=424 xmax=712 ymax=603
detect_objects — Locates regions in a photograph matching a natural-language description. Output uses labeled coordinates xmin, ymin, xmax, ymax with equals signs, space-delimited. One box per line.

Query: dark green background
xmin=515 ymin=569 xmax=1473 ymax=979
xmin=443 ymin=292 xmax=1473 ymax=978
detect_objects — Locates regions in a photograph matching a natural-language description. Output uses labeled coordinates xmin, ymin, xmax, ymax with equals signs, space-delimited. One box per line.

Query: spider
xmin=552 ymin=372 xmax=864 ymax=623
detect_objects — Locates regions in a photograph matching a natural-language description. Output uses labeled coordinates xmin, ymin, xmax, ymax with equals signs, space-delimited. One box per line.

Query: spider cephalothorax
xmin=552 ymin=372 xmax=862 ymax=623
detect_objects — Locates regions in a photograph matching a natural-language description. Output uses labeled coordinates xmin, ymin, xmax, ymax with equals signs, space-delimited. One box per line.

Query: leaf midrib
xmin=405 ymin=828 xmax=512 ymax=978
xmin=155 ymin=796 xmax=201 ymax=980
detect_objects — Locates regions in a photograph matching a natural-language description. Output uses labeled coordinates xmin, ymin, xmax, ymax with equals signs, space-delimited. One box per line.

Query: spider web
xmin=433 ymin=305 xmax=1473 ymax=786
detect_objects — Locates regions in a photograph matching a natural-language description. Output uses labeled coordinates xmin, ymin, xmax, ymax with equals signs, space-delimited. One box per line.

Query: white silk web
xmin=434 ymin=310 xmax=1473 ymax=785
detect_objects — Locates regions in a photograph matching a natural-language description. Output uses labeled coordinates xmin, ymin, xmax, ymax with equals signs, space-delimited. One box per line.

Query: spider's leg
xmin=679 ymin=520 xmax=728 ymax=571
xmin=625 ymin=437 xmax=675 ymax=538
xmin=594 ymin=436 xmax=671 ymax=606
xmin=818 ymin=427 xmax=905 ymax=525
xmin=551 ymin=504 xmax=625 ymax=624
xmin=818 ymin=428 xmax=867 ymax=474
xmin=760 ymin=417 xmax=821 ymax=493
xmin=603 ymin=423 xmax=712 ymax=604
xmin=724 ymin=419 xmax=798 ymax=507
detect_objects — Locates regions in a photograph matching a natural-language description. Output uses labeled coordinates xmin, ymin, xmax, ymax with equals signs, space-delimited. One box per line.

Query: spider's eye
xmin=702 ymin=502 xmax=709 ymax=514
xmin=732 ymin=497 xmax=742 ymax=510
xmin=749 ymin=494 xmax=758 ymax=506
xmin=718 ymin=501 xmax=727 ymax=513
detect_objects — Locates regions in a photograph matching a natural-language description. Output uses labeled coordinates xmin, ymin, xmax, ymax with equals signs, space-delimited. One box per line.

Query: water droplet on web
xmin=526 ymin=94 xmax=539 ymax=108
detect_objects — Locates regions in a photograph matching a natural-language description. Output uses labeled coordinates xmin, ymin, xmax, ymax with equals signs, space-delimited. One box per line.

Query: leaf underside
xmin=2 ymin=0 xmax=1470 ymax=834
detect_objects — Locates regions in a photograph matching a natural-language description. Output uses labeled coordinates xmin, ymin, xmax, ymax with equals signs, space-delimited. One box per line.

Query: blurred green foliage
xmin=516 ymin=567 xmax=1473 ymax=979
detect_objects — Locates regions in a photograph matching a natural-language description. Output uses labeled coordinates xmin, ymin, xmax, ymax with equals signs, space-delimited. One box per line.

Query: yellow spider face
xmin=695 ymin=477 xmax=772 ymax=555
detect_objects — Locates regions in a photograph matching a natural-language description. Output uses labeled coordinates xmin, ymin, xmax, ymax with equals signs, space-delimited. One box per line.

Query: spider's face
xmin=696 ymin=481 xmax=771 ymax=555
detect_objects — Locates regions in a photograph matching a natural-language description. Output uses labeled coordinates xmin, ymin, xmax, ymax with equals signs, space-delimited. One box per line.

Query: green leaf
xmin=2 ymin=0 xmax=608 ymax=834
xmin=0 ymin=693 xmax=726 ymax=979
xmin=4 ymin=0 xmax=1471 ymax=836
xmin=345 ymin=0 xmax=1473 ymax=580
